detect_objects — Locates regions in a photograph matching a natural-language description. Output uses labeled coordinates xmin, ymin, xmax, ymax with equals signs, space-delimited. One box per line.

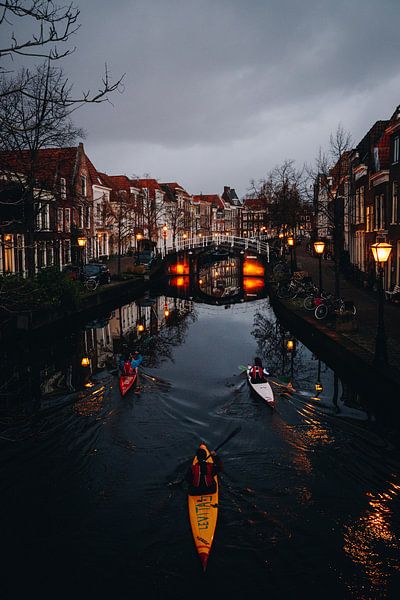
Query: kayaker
xmin=186 ymin=446 xmax=222 ymax=495
xmin=130 ymin=351 xmax=143 ymax=369
xmin=248 ymin=356 xmax=269 ymax=384
xmin=119 ymin=353 xmax=134 ymax=375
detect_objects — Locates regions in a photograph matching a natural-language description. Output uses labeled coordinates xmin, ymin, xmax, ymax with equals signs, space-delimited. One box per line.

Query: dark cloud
xmin=8 ymin=0 xmax=400 ymax=195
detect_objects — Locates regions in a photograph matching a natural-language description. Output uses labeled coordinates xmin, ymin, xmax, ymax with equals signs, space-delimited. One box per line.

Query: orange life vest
xmin=191 ymin=461 xmax=214 ymax=488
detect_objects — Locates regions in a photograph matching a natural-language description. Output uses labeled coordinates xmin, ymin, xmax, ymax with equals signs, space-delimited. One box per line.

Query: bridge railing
xmin=160 ymin=234 xmax=270 ymax=261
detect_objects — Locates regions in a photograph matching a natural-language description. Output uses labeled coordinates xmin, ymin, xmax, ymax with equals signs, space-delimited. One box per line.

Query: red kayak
xmin=119 ymin=368 xmax=138 ymax=396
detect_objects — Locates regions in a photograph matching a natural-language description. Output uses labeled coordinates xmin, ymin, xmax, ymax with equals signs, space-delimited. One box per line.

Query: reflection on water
xmin=343 ymin=481 xmax=400 ymax=594
xmin=1 ymin=260 xmax=400 ymax=598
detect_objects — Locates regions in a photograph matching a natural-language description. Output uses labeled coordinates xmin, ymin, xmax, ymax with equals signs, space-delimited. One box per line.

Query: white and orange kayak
xmin=247 ymin=367 xmax=275 ymax=409
xmin=188 ymin=444 xmax=219 ymax=572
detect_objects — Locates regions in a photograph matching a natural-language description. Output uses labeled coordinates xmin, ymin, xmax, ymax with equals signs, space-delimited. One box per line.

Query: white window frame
xmin=60 ymin=177 xmax=66 ymax=199
xmin=65 ymin=208 xmax=71 ymax=233
xmin=81 ymin=175 xmax=87 ymax=197
xmin=57 ymin=208 xmax=63 ymax=232
xmin=394 ymin=137 xmax=399 ymax=164
xmin=392 ymin=182 xmax=398 ymax=224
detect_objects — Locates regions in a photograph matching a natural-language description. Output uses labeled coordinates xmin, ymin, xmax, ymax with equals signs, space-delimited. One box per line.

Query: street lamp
xmin=313 ymin=240 xmax=325 ymax=294
xmin=371 ymin=241 xmax=392 ymax=365
xmin=77 ymin=236 xmax=87 ymax=268
xmin=287 ymin=236 xmax=295 ymax=274
xmin=162 ymin=225 xmax=168 ymax=256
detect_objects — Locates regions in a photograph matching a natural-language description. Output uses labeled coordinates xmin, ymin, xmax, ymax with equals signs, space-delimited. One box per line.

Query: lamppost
xmin=371 ymin=241 xmax=392 ymax=365
xmin=287 ymin=235 xmax=295 ymax=274
xmin=286 ymin=339 xmax=295 ymax=381
xmin=136 ymin=232 xmax=143 ymax=252
xmin=77 ymin=236 xmax=87 ymax=269
xmin=162 ymin=224 xmax=168 ymax=256
xmin=313 ymin=240 xmax=325 ymax=294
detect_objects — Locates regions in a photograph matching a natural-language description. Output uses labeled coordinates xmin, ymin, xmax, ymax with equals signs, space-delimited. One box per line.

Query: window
xmin=366 ymin=205 xmax=373 ymax=232
xmin=65 ymin=208 xmax=71 ymax=232
xmin=359 ymin=186 xmax=364 ymax=223
xmin=394 ymin=137 xmax=399 ymax=164
xmin=35 ymin=202 xmax=50 ymax=230
xmin=57 ymin=208 xmax=63 ymax=232
xmin=60 ymin=177 xmax=66 ymax=199
xmin=81 ymin=175 xmax=87 ymax=197
xmin=79 ymin=206 xmax=84 ymax=228
xmin=374 ymin=194 xmax=385 ymax=230
xmin=63 ymin=240 xmax=71 ymax=264
xmin=392 ymin=182 xmax=398 ymax=224
xmin=86 ymin=206 xmax=91 ymax=228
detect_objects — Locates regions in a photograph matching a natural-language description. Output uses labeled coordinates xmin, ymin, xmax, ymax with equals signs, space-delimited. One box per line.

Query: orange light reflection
xmin=243 ymin=260 xmax=264 ymax=276
xmin=169 ymin=262 xmax=190 ymax=275
xmin=243 ymin=277 xmax=264 ymax=292
xmin=170 ymin=276 xmax=189 ymax=288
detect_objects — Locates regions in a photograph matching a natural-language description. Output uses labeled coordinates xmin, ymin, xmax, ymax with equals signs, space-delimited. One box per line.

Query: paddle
xmin=212 ymin=425 xmax=241 ymax=454
xmin=168 ymin=426 xmax=241 ymax=487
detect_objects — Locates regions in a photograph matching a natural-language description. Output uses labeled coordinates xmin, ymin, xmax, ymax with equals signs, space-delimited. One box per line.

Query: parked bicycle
xmin=84 ymin=276 xmax=99 ymax=291
xmin=278 ymin=276 xmax=318 ymax=300
xmin=303 ymin=290 xmax=328 ymax=311
xmin=314 ymin=294 xmax=356 ymax=320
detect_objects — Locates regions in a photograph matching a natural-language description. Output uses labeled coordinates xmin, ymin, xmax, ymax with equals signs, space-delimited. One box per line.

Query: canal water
xmin=1 ymin=258 xmax=400 ymax=599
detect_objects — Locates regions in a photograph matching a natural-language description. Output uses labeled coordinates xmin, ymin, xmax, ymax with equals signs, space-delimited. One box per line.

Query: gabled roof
xmin=242 ymin=197 xmax=268 ymax=210
xmin=160 ymin=182 xmax=191 ymax=198
xmin=0 ymin=146 xmax=80 ymax=188
xmin=193 ymin=194 xmax=225 ymax=209
xmin=135 ymin=178 xmax=163 ymax=193
xmin=356 ymin=121 xmax=389 ymax=165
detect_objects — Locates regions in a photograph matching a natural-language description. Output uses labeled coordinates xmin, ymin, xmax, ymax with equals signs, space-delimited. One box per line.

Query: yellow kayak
xmin=188 ymin=444 xmax=219 ymax=572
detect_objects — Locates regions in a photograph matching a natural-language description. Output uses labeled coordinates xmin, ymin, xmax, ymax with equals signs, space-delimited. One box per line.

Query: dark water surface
xmin=1 ymin=293 xmax=400 ymax=599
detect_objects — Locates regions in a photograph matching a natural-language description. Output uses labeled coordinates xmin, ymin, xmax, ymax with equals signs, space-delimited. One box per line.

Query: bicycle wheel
xmin=85 ymin=278 xmax=98 ymax=291
xmin=315 ymin=304 xmax=328 ymax=320
xmin=304 ymin=296 xmax=315 ymax=310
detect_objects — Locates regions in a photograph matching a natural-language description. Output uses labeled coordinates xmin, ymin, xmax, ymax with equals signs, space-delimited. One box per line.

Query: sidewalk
xmin=294 ymin=244 xmax=400 ymax=374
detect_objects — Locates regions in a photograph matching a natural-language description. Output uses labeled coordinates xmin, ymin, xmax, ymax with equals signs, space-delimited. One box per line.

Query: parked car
xmin=62 ymin=264 xmax=80 ymax=281
xmin=80 ymin=263 xmax=111 ymax=284
xmin=134 ymin=250 xmax=156 ymax=269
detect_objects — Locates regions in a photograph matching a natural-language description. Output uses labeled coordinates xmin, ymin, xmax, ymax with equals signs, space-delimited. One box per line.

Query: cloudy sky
xmin=12 ymin=0 xmax=400 ymax=196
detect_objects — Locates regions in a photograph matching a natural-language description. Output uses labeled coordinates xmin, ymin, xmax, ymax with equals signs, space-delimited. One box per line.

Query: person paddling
xmin=248 ymin=356 xmax=269 ymax=385
xmin=186 ymin=444 xmax=222 ymax=496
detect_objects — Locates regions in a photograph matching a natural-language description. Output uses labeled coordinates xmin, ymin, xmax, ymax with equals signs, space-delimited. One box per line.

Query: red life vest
xmin=123 ymin=361 xmax=133 ymax=375
xmin=191 ymin=461 xmax=214 ymax=488
xmin=250 ymin=366 xmax=264 ymax=380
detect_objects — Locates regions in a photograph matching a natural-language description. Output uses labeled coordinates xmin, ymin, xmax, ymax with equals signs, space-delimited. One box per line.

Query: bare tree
xmin=250 ymin=159 xmax=305 ymax=245
xmin=0 ymin=63 xmax=84 ymax=277
xmin=0 ymin=1 xmax=124 ymax=103
xmin=164 ymin=200 xmax=184 ymax=249
xmin=307 ymin=124 xmax=352 ymax=297
xmin=103 ymin=190 xmax=135 ymax=276
xmin=0 ymin=0 xmax=80 ymax=72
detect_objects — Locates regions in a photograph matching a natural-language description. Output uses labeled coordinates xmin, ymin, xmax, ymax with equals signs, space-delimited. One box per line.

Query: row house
xmin=348 ymin=106 xmax=400 ymax=289
xmin=221 ymin=186 xmax=241 ymax=235
xmin=313 ymin=151 xmax=351 ymax=260
xmin=193 ymin=194 xmax=226 ymax=235
xmin=241 ymin=196 xmax=270 ymax=238
xmin=0 ymin=143 xmax=97 ymax=276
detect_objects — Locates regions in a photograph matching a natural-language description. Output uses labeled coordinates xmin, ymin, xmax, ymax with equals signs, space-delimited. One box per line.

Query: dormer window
xmin=60 ymin=177 xmax=66 ymax=199
xmin=81 ymin=175 xmax=87 ymax=197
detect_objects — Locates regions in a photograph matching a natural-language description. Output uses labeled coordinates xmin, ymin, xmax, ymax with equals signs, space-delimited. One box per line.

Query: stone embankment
xmin=267 ymin=245 xmax=400 ymax=420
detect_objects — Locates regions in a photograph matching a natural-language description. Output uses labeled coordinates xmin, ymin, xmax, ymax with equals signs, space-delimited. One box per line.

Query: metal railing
xmin=160 ymin=234 xmax=270 ymax=260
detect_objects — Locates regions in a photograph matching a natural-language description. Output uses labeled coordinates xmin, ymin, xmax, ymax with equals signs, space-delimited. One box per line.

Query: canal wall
xmin=0 ymin=275 xmax=152 ymax=341
xmin=267 ymin=286 xmax=400 ymax=427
